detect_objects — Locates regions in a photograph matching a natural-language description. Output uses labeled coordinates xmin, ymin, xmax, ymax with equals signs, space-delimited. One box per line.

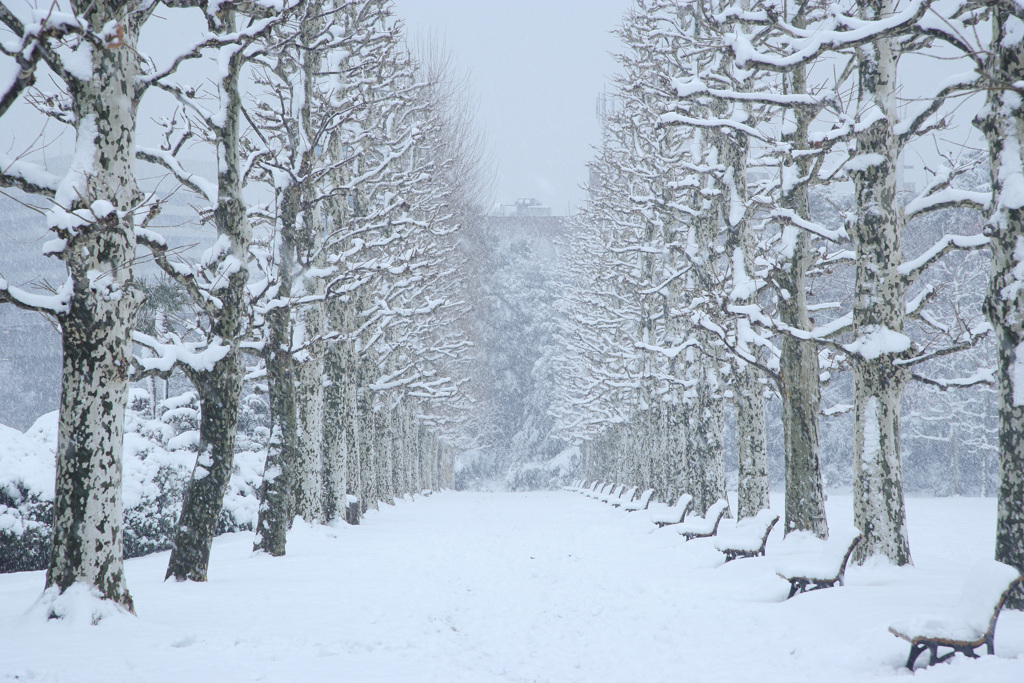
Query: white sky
xmin=390 ymin=0 xmax=634 ymax=216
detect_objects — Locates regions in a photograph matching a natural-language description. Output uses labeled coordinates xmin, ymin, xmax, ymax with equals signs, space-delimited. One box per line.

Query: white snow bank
xmin=1 ymin=493 xmax=1021 ymax=683
xmin=0 ymin=412 xmax=59 ymax=502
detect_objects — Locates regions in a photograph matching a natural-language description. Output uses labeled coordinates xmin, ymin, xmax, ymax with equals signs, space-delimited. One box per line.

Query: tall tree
xmin=135 ymin=1 xmax=296 ymax=580
xmin=0 ymin=0 xmax=153 ymax=614
xmin=972 ymin=0 xmax=1024 ymax=607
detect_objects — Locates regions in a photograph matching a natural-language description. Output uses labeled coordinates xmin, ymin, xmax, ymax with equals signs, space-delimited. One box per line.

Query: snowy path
xmin=1 ymin=491 xmax=1022 ymax=682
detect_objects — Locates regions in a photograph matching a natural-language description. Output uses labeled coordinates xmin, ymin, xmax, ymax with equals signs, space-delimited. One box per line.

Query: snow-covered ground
xmin=1 ymin=491 xmax=1021 ymax=683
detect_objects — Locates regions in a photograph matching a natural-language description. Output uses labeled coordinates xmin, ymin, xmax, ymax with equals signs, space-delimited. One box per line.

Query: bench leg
xmin=906 ymin=643 xmax=929 ymax=670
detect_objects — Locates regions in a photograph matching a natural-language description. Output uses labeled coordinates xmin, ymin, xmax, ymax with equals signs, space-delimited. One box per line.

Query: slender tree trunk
xmin=665 ymin=398 xmax=687 ymax=501
xmin=777 ymin=58 xmax=829 ymax=538
xmin=254 ymin=177 xmax=300 ymax=556
xmin=291 ymin=5 xmax=327 ymax=524
xmin=167 ymin=13 xmax=251 ymax=580
xmin=686 ymin=125 xmax=728 ymax=518
xmin=721 ymin=106 xmax=769 ymax=520
xmin=735 ymin=369 xmax=768 ymax=518
xmin=849 ymin=3 xmax=911 ymax=565
xmin=322 ymin=334 xmax=351 ymax=518
xmin=253 ymin=304 xmax=296 ymax=556
xmin=294 ymin=300 xmax=326 ymax=521
xmin=978 ymin=0 xmax=1024 ymax=608
xmin=688 ymin=358 xmax=727 ymax=516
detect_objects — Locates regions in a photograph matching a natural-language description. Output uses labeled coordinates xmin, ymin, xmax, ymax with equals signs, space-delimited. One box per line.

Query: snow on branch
xmin=898 ymin=233 xmax=989 ymax=282
xmin=904 ymin=187 xmax=990 ymax=218
xmin=769 ymin=207 xmax=847 ymax=242
xmin=137 ymin=147 xmax=218 ymax=204
xmin=725 ymin=0 xmax=931 ymax=72
xmin=0 ymin=274 xmax=72 ymax=315
xmin=0 ymin=153 xmax=62 ymax=197
xmin=911 ymin=368 xmax=995 ymax=391
xmin=659 ymin=112 xmax=770 ymax=143
xmin=135 ymin=228 xmax=224 ymax=316
xmin=132 ymin=330 xmax=232 ymax=378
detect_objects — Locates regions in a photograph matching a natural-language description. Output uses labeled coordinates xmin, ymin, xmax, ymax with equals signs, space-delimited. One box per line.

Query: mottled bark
xmin=253 ymin=306 xmax=296 ymax=556
xmin=322 ymin=335 xmax=352 ymax=519
xmin=687 ymin=357 xmax=728 ymax=517
xmin=254 ymin=178 xmax=300 ymax=557
xmin=686 ymin=123 xmax=728 ymax=518
xmin=36 ymin=1 xmax=148 ymax=613
xmin=777 ymin=58 xmax=829 ymax=538
xmin=849 ymin=1 xmax=911 ymax=565
xmin=294 ymin=298 xmax=326 ymax=521
xmin=166 ymin=7 xmax=251 ymax=581
xmin=665 ymin=399 xmax=688 ymax=501
xmin=720 ymin=108 xmax=769 ymax=520
xmin=291 ymin=5 xmax=328 ymax=524
xmin=167 ymin=351 xmax=245 ymax=581
xmin=977 ymin=0 xmax=1024 ymax=608
xmin=735 ymin=369 xmax=768 ymax=519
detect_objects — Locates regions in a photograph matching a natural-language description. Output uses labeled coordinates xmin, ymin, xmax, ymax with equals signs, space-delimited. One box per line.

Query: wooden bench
xmin=775 ymin=528 xmax=861 ymax=599
xmin=675 ymin=499 xmax=730 ymax=541
xmin=650 ymin=494 xmax=693 ymax=528
xmin=888 ymin=560 xmax=1023 ymax=670
xmin=610 ymin=486 xmax=637 ymax=507
xmin=713 ymin=510 xmax=779 ymax=562
xmin=588 ymin=483 xmax=609 ymax=499
xmin=622 ymin=488 xmax=655 ymax=512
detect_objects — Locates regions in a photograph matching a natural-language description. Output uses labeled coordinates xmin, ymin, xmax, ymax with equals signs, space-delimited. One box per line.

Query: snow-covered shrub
xmin=122 ymin=388 xmax=196 ymax=557
xmin=0 ymin=387 xmax=268 ymax=573
xmin=0 ymin=414 xmax=58 ymax=572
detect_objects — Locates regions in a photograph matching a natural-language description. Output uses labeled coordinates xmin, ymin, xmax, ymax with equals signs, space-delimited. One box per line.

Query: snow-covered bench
xmin=588 ymin=483 xmax=609 ymax=499
xmin=610 ymin=486 xmax=637 ymax=507
xmin=713 ymin=510 xmax=780 ymax=562
xmin=650 ymin=493 xmax=693 ymax=527
xmin=775 ymin=527 xmax=862 ymax=599
xmin=622 ymin=488 xmax=655 ymax=512
xmin=676 ymin=499 xmax=730 ymax=541
xmin=888 ymin=560 xmax=1023 ymax=670
xmin=598 ymin=484 xmax=624 ymax=503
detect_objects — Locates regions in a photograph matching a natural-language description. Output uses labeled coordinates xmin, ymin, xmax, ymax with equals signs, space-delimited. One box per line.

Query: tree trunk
xmin=978 ymin=0 xmax=1024 ymax=608
xmin=294 ymin=299 xmax=326 ymax=522
xmin=735 ymin=368 xmax=769 ymax=519
xmin=253 ymin=303 xmax=296 ymax=557
xmin=166 ymin=12 xmax=250 ymax=580
xmin=322 ymin=334 xmax=351 ymax=519
xmin=43 ymin=0 xmax=147 ymax=613
xmin=253 ymin=177 xmax=300 ymax=557
xmin=687 ymin=357 xmax=727 ymax=516
xmin=849 ymin=3 xmax=912 ymax=565
xmin=720 ymin=102 xmax=769 ymax=521
xmin=777 ymin=56 xmax=829 ymax=539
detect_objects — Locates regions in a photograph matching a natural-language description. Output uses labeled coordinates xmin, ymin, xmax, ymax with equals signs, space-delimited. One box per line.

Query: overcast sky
xmin=390 ymin=0 xmax=634 ymax=216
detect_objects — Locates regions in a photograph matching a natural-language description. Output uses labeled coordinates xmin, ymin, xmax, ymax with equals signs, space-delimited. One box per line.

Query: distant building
xmin=495 ymin=198 xmax=552 ymax=218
